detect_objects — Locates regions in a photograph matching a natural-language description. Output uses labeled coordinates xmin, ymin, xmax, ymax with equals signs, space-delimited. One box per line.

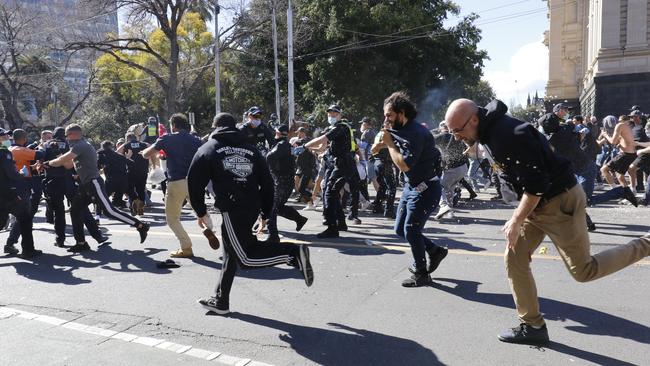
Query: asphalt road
xmin=1 ymin=187 xmax=649 ymax=366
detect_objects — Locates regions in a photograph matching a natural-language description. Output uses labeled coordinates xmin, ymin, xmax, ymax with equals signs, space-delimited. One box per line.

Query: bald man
xmin=445 ymin=98 xmax=650 ymax=345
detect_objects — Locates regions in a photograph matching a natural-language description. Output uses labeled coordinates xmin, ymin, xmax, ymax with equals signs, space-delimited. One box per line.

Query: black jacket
xmin=547 ymin=124 xmax=588 ymax=174
xmin=42 ymin=139 xmax=71 ymax=178
xmin=188 ymin=126 xmax=275 ymax=219
xmin=478 ymin=100 xmax=575 ymax=199
xmin=238 ymin=122 xmax=275 ymax=153
xmin=266 ymin=137 xmax=295 ymax=178
xmin=98 ymin=148 xmax=132 ymax=179
xmin=0 ymin=148 xmax=25 ymax=199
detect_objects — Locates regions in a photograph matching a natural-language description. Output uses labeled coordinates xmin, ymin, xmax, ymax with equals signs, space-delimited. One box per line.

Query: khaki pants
xmin=506 ymin=184 xmax=650 ymax=327
xmin=165 ymin=179 xmax=193 ymax=251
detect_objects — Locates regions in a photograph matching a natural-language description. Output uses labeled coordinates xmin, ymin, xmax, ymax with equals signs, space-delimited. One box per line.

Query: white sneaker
xmin=435 ymin=206 xmax=452 ymax=220
xmin=302 ymin=203 xmax=315 ymax=211
xmin=313 ymin=197 xmax=321 ymax=207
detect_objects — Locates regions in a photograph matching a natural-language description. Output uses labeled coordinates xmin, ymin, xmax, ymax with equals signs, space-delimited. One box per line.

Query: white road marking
xmin=0 ymin=306 xmax=271 ymax=365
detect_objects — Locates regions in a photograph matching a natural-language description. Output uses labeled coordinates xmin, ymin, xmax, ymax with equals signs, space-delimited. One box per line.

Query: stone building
xmin=545 ymin=0 xmax=650 ymax=117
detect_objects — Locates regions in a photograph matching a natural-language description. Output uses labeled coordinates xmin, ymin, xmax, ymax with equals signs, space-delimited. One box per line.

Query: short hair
xmin=125 ymin=133 xmax=136 ymax=140
xmin=65 ymin=124 xmax=82 ymax=135
xmin=12 ymin=129 xmax=27 ymax=141
xmin=383 ymin=91 xmax=417 ymax=120
xmin=213 ymin=113 xmax=236 ymax=128
xmin=170 ymin=113 xmax=190 ymax=130
xmin=101 ymin=140 xmax=114 ymax=150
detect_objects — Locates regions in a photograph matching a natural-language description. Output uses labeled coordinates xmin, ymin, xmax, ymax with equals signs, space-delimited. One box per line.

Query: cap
xmin=629 ymin=110 xmax=642 ymax=116
xmin=53 ymin=127 xmax=65 ymax=140
xmin=360 ymin=116 xmax=371 ymax=124
xmin=297 ymin=126 xmax=308 ymax=133
xmin=326 ymin=104 xmax=342 ymax=114
xmin=630 ymin=105 xmax=641 ymax=111
xmin=0 ymin=128 xmax=9 ymax=137
xmin=552 ymin=103 xmax=571 ymax=113
xmin=275 ymin=124 xmax=289 ymax=135
xmin=148 ymin=116 xmax=157 ymax=123
xmin=247 ymin=106 xmax=263 ymax=116
xmin=538 ymin=113 xmax=560 ymax=135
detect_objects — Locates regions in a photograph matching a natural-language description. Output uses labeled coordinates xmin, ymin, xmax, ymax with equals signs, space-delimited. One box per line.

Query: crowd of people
xmin=1 ymin=92 xmax=650 ymax=345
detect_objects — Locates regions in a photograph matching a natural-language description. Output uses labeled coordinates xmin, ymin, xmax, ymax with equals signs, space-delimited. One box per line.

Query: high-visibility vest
xmin=340 ymin=121 xmax=357 ymax=152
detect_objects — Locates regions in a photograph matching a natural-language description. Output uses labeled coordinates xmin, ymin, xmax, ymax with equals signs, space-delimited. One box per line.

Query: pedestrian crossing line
xmin=103 ymin=229 xmax=650 ymax=266
xmin=0 ymin=306 xmax=272 ymax=366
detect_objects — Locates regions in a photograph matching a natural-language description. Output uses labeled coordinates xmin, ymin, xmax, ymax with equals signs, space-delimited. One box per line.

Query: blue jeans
xmin=590 ymin=186 xmax=626 ymax=206
xmin=576 ymin=162 xmax=597 ymax=204
xmin=394 ymin=180 xmax=442 ymax=269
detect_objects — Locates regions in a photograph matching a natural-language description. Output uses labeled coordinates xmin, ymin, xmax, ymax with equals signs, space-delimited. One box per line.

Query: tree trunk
xmin=164 ymin=36 xmax=180 ymax=120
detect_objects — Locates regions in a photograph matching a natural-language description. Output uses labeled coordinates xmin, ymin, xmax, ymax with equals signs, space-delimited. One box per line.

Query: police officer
xmin=305 ymin=104 xmax=358 ymax=238
xmin=119 ymin=133 xmax=150 ymax=215
xmin=44 ymin=124 xmax=149 ymax=252
xmin=188 ymin=113 xmax=313 ymax=315
xmin=143 ymin=116 xmax=160 ymax=144
xmin=294 ymin=127 xmax=317 ymax=202
xmin=239 ymin=106 xmax=274 ymax=155
xmin=370 ymin=120 xmax=397 ymax=218
xmin=0 ymin=128 xmax=40 ymax=259
xmin=98 ymin=140 xmax=132 ymax=208
xmin=261 ymin=125 xmax=308 ymax=243
xmin=375 ymin=92 xmax=447 ymax=287
xmin=43 ymin=127 xmax=106 ymax=247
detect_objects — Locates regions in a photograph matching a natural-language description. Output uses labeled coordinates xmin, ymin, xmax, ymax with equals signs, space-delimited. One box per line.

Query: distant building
xmin=0 ymin=0 xmax=118 ymax=93
xmin=545 ymin=0 xmax=650 ymax=117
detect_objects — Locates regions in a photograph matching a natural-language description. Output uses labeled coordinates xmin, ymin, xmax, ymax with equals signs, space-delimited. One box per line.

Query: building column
xmin=600 ymin=0 xmax=621 ymax=50
xmin=626 ymin=0 xmax=648 ymax=47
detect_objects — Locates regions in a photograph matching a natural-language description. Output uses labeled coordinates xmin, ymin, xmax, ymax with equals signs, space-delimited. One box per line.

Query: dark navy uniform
xmin=42 ymin=133 xmax=102 ymax=245
xmin=238 ymin=122 xmax=274 ymax=155
xmin=295 ymin=138 xmax=317 ymax=200
xmin=188 ymin=120 xmax=305 ymax=309
xmin=0 ymin=143 xmax=35 ymax=256
xmin=122 ymin=139 xmax=149 ymax=204
xmin=98 ymin=147 xmax=132 ymax=207
xmin=265 ymin=134 xmax=307 ymax=241
xmin=322 ymin=121 xmax=358 ymax=230
xmin=371 ymin=132 xmax=396 ymax=217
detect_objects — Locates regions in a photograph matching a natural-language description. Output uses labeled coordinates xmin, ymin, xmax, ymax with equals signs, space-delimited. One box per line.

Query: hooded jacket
xmin=188 ymin=126 xmax=274 ymax=219
xmin=477 ymin=100 xmax=576 ymax=199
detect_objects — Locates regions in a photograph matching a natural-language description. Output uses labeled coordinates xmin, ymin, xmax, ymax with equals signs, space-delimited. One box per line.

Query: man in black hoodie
xmin=261 ymin=124 xmax=308 ymax=243
xmin=445 ymin=98 xmax=650 ymax=346
xmin=188 ymin=113 xmax=313 ymax=315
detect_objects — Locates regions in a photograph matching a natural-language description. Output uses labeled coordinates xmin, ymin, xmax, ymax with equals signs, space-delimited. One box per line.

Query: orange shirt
xmin=9 ymin=146 xmax=38 ymax=177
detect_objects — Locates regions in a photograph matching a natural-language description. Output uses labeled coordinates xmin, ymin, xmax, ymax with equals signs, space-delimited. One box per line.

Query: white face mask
xmin=1 ymin=139 xmax=10 ymax=148
xmin=328 ymin=116 xmax=337 ymax=125
xmin=251 ymin=119 xmax=261 ymax=127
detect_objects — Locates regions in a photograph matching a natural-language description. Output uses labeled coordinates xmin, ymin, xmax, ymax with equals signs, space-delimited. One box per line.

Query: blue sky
xmin=450 ymin=0 xmax=549 ymax=106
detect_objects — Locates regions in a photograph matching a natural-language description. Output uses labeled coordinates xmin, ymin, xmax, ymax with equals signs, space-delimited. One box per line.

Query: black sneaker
xmin=4 ymin=244 xmax=19 ymax=255
xmin=54 ymin=241 xmax=65 ymax=248
xmin=297 ymin=245 xmax=314 ymax=287
xmin=498 ymin=323 xmax=550 ymax=345
xmin=587 ymin=223 xmax=597 ymax=232
xmin=18 ymin=249 xmax=42 ymax=260
xmin=137 ymin=223 xmax=150 ymax=243
xmin=67 ymin=242 xmax=91 ymax=253
xmin=197 ymin=297 xmax=230 ymax=315
xmin=296 ymin=216 xmax=308 ymax=232
xmin=402 ymin=271 xmax=432 ymax=287
xmin=427 ymin=247 xmax=448 ymax=274
xmin=623 ymin=187 xmax=639 ymax=207
xmin=316 ymin=226 xmax=339 ymax=239
xmin=337 ymin=221 xmax=348 ymax=232
xmin=95 ymin=235 xmax=110 ymax=245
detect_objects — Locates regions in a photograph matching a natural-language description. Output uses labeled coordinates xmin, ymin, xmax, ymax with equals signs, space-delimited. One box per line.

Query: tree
xmin=72 ymin=0 xmax=253 ymax=120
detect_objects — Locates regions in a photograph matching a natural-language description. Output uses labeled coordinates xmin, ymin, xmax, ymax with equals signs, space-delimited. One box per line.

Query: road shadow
xmin=226 ymin=313 xmax=443 ymax=366
xmin=431 ymin=278 xmax=650 ymax=363
xmin=190 ymin=255 xmax=303 ymax=281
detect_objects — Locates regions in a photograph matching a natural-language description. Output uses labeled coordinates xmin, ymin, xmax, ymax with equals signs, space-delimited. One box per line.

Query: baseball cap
xmin=275 ymin=124 xmax=289 ymax=135
xmin=297 ymin=126 xmax=308 ymax=133
xmin=630 ymin=105 xmax=641 ymax=111
xmin=148 ymin=116 xmax=157 ymax=123
xmin=247 ymin=106 xmax=263 ymax=116
xmin=326 ymin=104 xmax=342 ymax=114
xmin=629 ymin=110 xmax=642 ymax=116
xmin=552 ymin=103 xmax=571 ymax=113
xmin=0 ymin=128 xmax=9 ymax=137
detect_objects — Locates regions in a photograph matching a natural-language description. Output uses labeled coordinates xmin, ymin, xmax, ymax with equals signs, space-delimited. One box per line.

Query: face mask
xmin=1 ymin=139 xmax=11 ymax=148
xmin=251 ymin=119 xmax=261 ymax=128
xmin=328 ymin=116 xmax=337 ymax=126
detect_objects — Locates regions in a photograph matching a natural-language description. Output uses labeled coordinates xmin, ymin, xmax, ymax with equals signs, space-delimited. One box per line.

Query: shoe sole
xmin=298 ymin=245 xmax=314 ymax=287
xmin=497 ymin=335 xmax=550 ymax=346
xmin=202 ymin=228 xmax=220 ymax=250
xmin=198 ymin=300 xmax=230 ymax=315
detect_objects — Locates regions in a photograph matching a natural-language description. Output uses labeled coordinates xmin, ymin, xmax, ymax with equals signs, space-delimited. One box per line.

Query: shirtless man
xmin=599 ymin=115 xmax=637 ymax=188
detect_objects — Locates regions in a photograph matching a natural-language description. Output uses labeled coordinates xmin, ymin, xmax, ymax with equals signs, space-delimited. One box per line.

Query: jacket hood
xmin=478 ymin=99 xmax=509 ymax=142
xmin=211 ymin=125 xmax=246 ymax=145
